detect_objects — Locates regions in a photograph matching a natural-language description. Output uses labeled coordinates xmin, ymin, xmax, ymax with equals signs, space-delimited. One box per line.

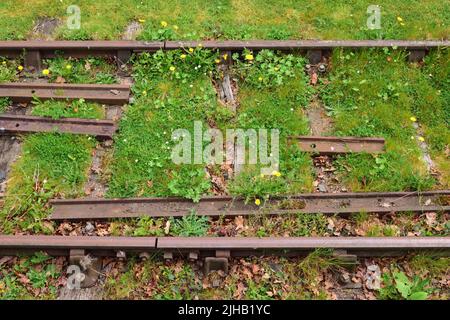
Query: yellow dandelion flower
xmin=42 ymin=69 xmax=50 ymax=76
xmin=258 ymin=76 xmax=263 ymax=81
xmin=260 ymin=173 xmax=265 ymax=178
xmin=180 ymin=54 xmax=187 ymax=59
xmin=2 ymin=61 xmax=6 ymax=65
xmin=255 ymin=199 xmax=261 ymax=206
xmin=169 ymin=66 xmax=176 ymax=72
xmin=400 ymin=22 xmax=405 ymax=26
xmin=397 ymin=16 xmax=403 ymax=22
xmin=188 ymin=47 xmax=194 ymax=53
xmin=138 ymin=19 xmax=145 ymax=23
xmin=142 ymin=90 xmax=147 ymax=96
xmin=245 ymin=54 xmax=254 ymax=61
xmin=274 ymin=67 xmax=279 ymax=71
xmin=173 ymin=25 xmax=179 ymax=31
xmin=160 ymin=21 xmax=168 ymax=27
xmin=271 ymin=170 xmax=281 ymax=177
xmin=197 ymin=43 xmax=203 ymax=48
xmin=66 ymin=64 xmax=72 ymax=70
xmin=223 ymin=53 xmax=228 ymax=60
xmin=17 ymin=65 xmax=24 ymax=71
xmin=215 ymin=59 xmax=221 ymax=64
xmin=410 ymin=116 xmax=417 ymax=122
xmin=418 ymin=136 xmax=425 ymax=142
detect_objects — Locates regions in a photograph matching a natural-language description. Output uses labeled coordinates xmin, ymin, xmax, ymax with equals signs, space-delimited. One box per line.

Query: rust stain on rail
xmin=0 ymin=114 xmax=117 ymax=139
xmin=0 ymin=83 xmax=130 ymax=104
xmin=49 ymin=191 xmax=450 ymax=220
xmin=289 ymin=136 xmax=385 ymax=154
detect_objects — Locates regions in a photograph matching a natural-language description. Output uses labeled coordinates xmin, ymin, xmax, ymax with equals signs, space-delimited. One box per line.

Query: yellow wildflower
xmin=223 ymin=53 xmax=228 ymax=60
xmin=142 ymin=90 xmax=147 ymax=96
xmin=245 ymin=54 xmax=254 ymax=61
xmin=274 ymin=67 xmax=279 ymax=71
xmin=160 ymin=21 xmax=168 ymax=27
xmin=173 ymin=25 xmax=179 ymax=30
xmin=17 ymin=65 xmax=24 ymax=71
xmin=180 ymin=54 xmax=187 ymax=59
xmin=255 ymin=199 xmax=261 ymax=206
xmin=400 ymin=22 xmax=405 ymax=26
xmin=397 ymin=16 xmax=403 ymax=22
xmin=271 ymin=170 xmax=281 ymax=177
xmin=138 ymin=19 xmax=146 ymax=23
xmin=418 ymin=136 xmax=425 ymax=142
xmin=410 ymin=116 xmax=417 ymax=122
xmin=197 ymin=43 xmax=203 ymax=48
xmin=169 ymin=66 xmax=176 ymax=72
xmin=258 ymin=76 xmax=263 ymax=81
xmin=2 ymin=61 xmax=6 ymax=65
xmin=188 ymin=47 xmax=194 ymax=53
xmin=260 ymin=173 xmax=265 ymax=178
xmin=215 ymin=59 xmax=221 ymax=64
xmin=66 ymin=64 xmax=72 ymax=70
xmin=42 ymin=69 xmax=50 ymax=76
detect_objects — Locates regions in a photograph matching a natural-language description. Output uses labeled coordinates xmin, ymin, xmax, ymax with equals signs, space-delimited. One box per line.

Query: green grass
xmin=0 ymin=58 xmax=19 ymax=82
xmin=0 ymin=133 xmax=95 ymax=233
xmin=320 ymin=48 xmax=443 ymax=191
xmin=44 ymin=56 xmax=117 ymax=84
xmin=0 ymin=253 xmax=61 ymax=300
xmin=107 ymin=48 xmax=228 ymax=201
xmin=31 ymin=98 xmax=105 ymax=119
xmin=0 ymin=1 xmax=448 ymax=40
xmin=228 ymin=50 xmax=314 ymax=201
xmin=0 ymin=100 xmax=104 ymax=233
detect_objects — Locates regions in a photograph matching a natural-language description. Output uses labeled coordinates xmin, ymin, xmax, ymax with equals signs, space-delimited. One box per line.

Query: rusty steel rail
xmin=49 ymin=190 xmax=450 ymax=220
xmin=164 ymin=40 xmax=449 ymax=50
xmin=0 ymin=83 xmax=130 ymax=104
xmin=0 ymin=235 xmax=448 ymax=258
xmin=0 ymin=114 xmax=117 ymax=139
xmin=290 ymin=136 xmax=385 ymax=154
xmin=0 ymin=40 xmax=447 ymax=68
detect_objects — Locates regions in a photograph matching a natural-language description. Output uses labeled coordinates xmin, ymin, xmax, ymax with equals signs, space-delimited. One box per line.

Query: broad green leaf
xmin=409 ymin=291 xmax=428 ymax=300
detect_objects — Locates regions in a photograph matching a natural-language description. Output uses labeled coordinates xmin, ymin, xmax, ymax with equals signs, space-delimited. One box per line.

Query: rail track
xmin=0 ymin=40 xmax=448 ymax=68
xmin=0 ymin=114 xmax=117 ymax=139
xmin=0 ymin=83 xmax=130 ymax=104
xmin=0 ymin=39 xmax=449 ymax=288
xmin=48 ymin=190 xmax=450 ymax=220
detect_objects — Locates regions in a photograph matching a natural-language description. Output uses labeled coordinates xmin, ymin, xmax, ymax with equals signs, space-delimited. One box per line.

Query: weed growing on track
xmin=0 ymin=101 xmax=103 ymax=233
xmin=170 ymin=210 xmax=209 ymax=236
xmin=0 ymin=133 xmax=95 ymax=233
xmin=321 ymin=48 xmax=443 ymax=191
xmin=0 ymin=97 xmax=10 ymax=113
xmin=0 ymin=253 xmax=62 ymax=299
xmin=44 ymin=57 xmax=117 ymax=84
xmin=31 ymin=98 xmax=105 ymax=119
xmin=228 ymin=50 xmax=314 ymax=201
xmin=107 ymin=48 xmax=225 ymax=201
xmin=103 ymin=251 xmax=346 ymax=299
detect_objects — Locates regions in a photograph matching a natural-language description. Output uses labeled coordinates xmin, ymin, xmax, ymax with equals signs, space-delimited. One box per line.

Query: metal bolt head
xmin=318 ymin=64 xmax=327 ymax=73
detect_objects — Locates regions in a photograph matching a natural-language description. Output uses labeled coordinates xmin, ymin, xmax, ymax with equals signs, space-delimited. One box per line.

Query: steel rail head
xmin=48 ymin=190 xmax=450 ymax=220
xmin=0 ymin=114 xmax=117 ymax=139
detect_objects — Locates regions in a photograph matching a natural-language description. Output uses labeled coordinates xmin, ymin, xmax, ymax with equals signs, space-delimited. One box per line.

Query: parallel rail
xmin=0 ymin=114 xmax=117 ymax=139
xmin=0 ymin=235 xmax=448 ymax=257
xmin=0 ymin=83 xmax=130 ymax=104
xmin=0 ymin=40 xmax=447 ymax=67
xmin=290 ymin=136 xmax=385 ymax=154
xmin=49 ymin=191 xmax=450 ymax=220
